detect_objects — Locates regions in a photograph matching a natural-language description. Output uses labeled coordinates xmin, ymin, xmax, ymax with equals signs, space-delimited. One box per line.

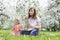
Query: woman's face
xmin=29 ymin=8 xmax=34 ymax=16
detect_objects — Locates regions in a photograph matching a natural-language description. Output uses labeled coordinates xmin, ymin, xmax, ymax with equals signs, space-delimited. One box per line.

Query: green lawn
xmin=0 ymin=30 xmax=60 ymax=40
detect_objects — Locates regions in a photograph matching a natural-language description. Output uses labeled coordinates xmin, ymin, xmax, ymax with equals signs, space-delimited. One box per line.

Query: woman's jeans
xmin=20 ymin=28 xmax=39 ymax=35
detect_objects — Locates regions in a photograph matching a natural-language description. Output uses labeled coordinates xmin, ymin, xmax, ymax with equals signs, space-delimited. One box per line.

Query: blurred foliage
xmin=0 ymin=0 xmax=60 ymax=31
xmin=0 ymin=24 xmax=2 ymax=30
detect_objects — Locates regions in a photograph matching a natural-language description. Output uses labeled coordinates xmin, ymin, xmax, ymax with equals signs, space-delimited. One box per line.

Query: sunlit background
xmin=0 ymin=0 xmax=60 ymax=31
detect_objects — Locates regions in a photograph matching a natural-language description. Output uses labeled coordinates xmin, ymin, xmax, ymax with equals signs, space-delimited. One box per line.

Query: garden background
xmin=0 ymin=0 xmax=60 ymax=40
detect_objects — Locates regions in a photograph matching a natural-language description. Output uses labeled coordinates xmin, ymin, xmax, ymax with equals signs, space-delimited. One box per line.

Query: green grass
xmin=0 ymin=30 xmax=60 ymax=40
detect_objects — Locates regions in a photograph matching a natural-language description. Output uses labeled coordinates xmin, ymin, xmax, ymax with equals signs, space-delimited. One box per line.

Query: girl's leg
xmin=11 ymin=32 xmax=15 ymax=35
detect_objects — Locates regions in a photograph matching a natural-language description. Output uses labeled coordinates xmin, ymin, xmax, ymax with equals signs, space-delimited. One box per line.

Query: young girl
xmin=11 ymin=18 xmax=23 ymax=35
xmin=20 ymin=7 xmax=41 ymax=35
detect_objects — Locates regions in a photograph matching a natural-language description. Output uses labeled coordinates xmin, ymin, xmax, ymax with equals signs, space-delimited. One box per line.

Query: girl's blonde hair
xmin=14 ymin=18 xmax=20 ymax=25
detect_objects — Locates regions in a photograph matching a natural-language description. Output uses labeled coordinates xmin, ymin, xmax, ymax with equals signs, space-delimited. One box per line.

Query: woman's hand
xmin=35 ymin=22 xmax=41 ymax=29
xmin=25 ymin=15 xmax=28 ymax=20
xmin=27 ymin=23 xmax=33 ymax=28
xmin=27 ymin=22 xmax=41 ymax=29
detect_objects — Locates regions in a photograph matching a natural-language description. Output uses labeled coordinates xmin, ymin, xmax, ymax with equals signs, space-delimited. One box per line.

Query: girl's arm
xmin=12 ymin=25 xmax=15 ymax=31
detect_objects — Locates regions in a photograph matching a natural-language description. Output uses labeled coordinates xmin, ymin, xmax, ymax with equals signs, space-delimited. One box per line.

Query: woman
xmin=20 ymin=7 xmax=41 ymax=35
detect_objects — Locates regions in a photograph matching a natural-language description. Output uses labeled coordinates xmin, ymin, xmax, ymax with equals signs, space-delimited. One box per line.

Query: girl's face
xmin=29 ymin=8 xmax=34 ymax=16
xmin=14 ymin=19 xmax=20 ymax=25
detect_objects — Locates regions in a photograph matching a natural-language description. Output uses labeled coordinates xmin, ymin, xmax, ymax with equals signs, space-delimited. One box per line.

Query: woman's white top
xmin=28 ymin=16 xmax=41 ymax=30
